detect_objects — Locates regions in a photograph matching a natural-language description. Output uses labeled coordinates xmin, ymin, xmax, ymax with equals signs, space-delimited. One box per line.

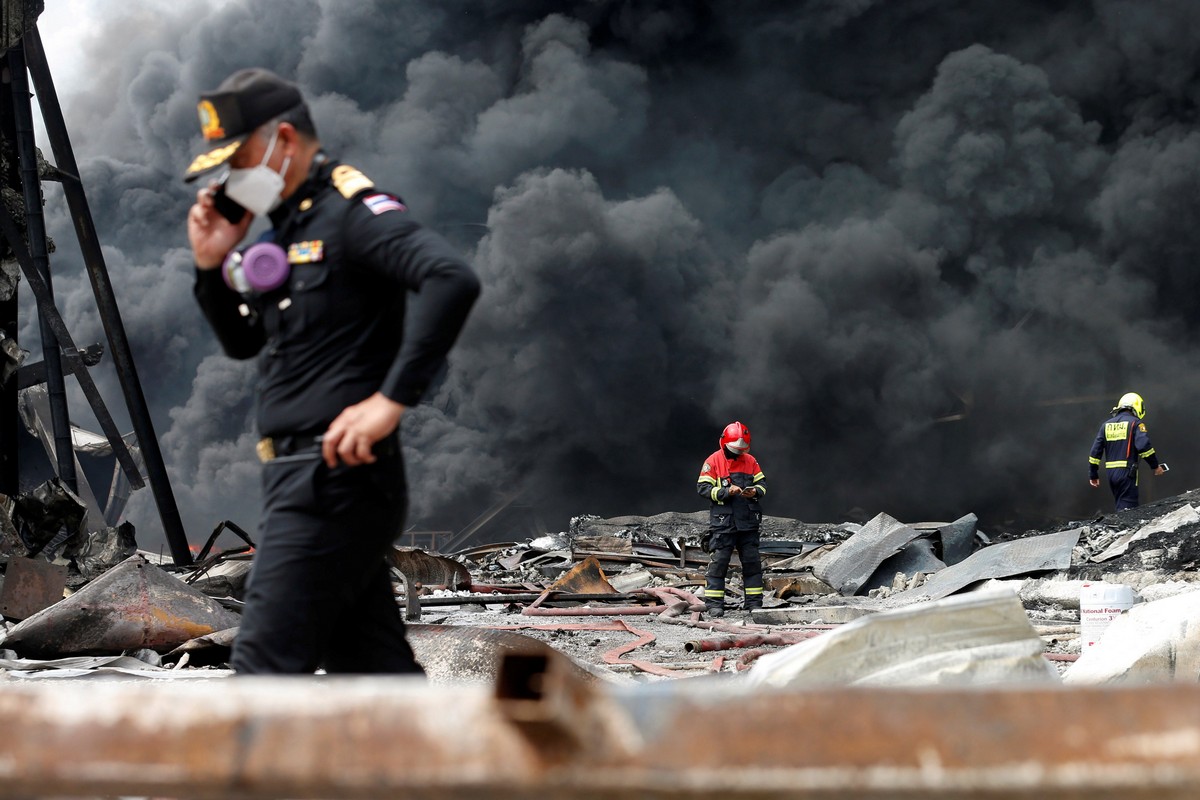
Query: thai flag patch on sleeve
xmin=363 ymin=193 xmax=408 ymax=215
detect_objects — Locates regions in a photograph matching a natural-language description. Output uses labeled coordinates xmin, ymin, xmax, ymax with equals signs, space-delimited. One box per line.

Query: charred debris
xmin=2 ymin=491 xmax=1198 ymax=683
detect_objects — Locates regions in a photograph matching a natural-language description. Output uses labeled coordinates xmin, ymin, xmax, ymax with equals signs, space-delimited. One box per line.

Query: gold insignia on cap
xmin=331 ymin=165 xmax=375 ymax=199
xmin=299 ymin=198 xmax=313 ymax=211
xmin=198 ymin=100 xmax=225 ymax=140
xmin=185 ymin=140 xmax=242 ymax=176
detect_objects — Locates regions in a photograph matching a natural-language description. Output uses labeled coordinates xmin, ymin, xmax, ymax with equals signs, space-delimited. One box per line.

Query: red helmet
xmin=720 ymin=421 xmax=751 ymax=455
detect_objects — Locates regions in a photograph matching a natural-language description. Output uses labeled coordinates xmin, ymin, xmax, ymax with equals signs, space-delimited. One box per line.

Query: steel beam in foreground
xmin=0 ymin=660 xmax=1198 ymax=799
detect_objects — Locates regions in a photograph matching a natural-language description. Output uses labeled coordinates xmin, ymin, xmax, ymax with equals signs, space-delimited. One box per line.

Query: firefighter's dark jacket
xmin=1089 ymin=410 xmax=1160 ymax=479
xmin=696 ymin=449 xmax=767 ymax=532
xmin=194 ymin=157 xmax=480 ymax=437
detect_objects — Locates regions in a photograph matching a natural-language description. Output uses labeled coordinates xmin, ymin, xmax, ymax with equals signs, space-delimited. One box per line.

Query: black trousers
xmin=1107 ymin=468 xmax=1139 ymax=511
xmin=704 ymin=527 xmax=763 ymax=608
xmin=230 ymin=444 xmax=423 ymax=674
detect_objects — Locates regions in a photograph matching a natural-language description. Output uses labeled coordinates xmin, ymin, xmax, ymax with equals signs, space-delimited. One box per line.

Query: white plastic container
xmin=1080 ymin=582 xmax=1136 ymax=650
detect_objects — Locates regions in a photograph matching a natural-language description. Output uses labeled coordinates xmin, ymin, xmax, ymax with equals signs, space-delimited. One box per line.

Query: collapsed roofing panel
xmin=886 ymin=528 xmax=1082 ymax=605
xmin=813 ymin=512 xmax=925 ymax=596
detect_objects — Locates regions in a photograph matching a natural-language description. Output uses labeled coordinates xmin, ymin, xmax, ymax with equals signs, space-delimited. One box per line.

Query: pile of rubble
xmin=2 ymin=493 xmax=1199 ymax=685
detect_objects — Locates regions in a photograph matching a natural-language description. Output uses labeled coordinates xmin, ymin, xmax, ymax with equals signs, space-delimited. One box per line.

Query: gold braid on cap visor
xmin=185 ymin=140 xmax=242 ymax=176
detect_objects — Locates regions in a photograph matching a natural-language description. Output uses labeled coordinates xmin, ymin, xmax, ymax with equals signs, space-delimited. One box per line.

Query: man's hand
xmin=1154 ymin=465 xmax=1167 ymax=476
xmin=322 ymin=392 xmax=406 ymax=467
xmin=188 ymin=184 xmax=252 ymax=269
xmin=742 ymin=487 xmax=757 ymax=499
xmin=1089 ymin=478 xmax=1100 ymax=488
xmin=728 ymin=485 xmax=742 ymax=497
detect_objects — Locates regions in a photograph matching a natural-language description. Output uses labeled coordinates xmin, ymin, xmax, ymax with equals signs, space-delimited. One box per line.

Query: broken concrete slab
xmin=746 ymin=589 xmax=1059 ymax=688
xmin=813 ymin=512 xmax=926 ymax=596
xmin=1091 ymin=504 xmax=1200 ymax=562
xmin=0 ymin=555 xmax=241 ymax=658
xmin=1063 ymin=589 xmax=1200 ymax=685
xmin=886 ymin=528 xmax=1082 ymax=606
xmin=607 ymin=569 xmax=653 ymax=593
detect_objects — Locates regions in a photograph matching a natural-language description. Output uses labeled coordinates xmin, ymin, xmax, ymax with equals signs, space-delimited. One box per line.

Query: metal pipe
xmin=2 ymin=673 xmax=1200 ymax=798
xmin=22 ymin=25 xmax=191 ymax=565
xmin=6 ymin=42 xmax=76 ymax=491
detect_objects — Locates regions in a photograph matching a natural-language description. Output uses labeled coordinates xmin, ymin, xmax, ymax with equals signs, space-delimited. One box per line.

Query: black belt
xmin=257 ymin=434 xmax=323 ymax=463
xmin=257 ymin=433 xmax=399 ymax=463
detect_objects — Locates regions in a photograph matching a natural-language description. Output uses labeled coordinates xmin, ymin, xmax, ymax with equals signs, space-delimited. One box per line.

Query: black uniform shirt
xmin=194 ymin=157 xmax=480 ymax=436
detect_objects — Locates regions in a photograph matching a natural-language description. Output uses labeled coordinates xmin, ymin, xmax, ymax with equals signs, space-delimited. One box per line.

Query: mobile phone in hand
xmin=211 ymin=185 xmax=247 ymax=225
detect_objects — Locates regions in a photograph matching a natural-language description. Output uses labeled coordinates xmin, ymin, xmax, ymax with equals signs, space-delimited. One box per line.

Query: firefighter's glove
xmin=700 ymin=532 xmax=714 ymax=554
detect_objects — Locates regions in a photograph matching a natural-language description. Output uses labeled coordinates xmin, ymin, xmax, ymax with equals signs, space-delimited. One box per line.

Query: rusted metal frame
xmin=23 ymin=25 xmax=191 ymax=565
xmin=193 ymin=519 xmax=256 ymax=564
xmin=7 ymin=40 xmax=76 ymax=492
xmin=3 ymin=677 xmax=1200 ymax=798
xmin=0 ymin=204 xmax=142 ymax=490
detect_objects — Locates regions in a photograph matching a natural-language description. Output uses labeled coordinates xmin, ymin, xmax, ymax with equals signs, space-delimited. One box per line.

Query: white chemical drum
xmin=1079 ymin=582 xmax=1135 ymax=651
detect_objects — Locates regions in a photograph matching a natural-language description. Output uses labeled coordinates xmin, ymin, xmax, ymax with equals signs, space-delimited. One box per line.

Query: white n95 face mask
xmin=222 ymin=127 xmax=291 ymax=218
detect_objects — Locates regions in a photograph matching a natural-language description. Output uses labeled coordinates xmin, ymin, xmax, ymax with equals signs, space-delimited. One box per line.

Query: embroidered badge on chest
xmin=287 ymin=240 xmax=325 ymax=264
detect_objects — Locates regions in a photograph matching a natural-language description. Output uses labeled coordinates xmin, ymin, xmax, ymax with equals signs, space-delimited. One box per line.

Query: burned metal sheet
xmin=545 ymin=555 xmax=617 ymax=595
xmin=187 ymin=558 xmax=253 ymax=599
xmin=13 ymin=477 xmax=88 ymax=556
xmin=813 ymin=512 xmax=925 ymax=596
xmin=0 ymin=494 xmax=26 ymax=556
xmin=165 ymin=626 xmax=239 ymax=667
xmin=0 ymin=554 xmax=241 ymax=658
xmin=0 ymin=556 xmax=66 ymax=620
xmin=73 ymin=521 xmax=138 ymax=582
xmin=388 ymin=547 xmax=471 ymax=589
xmin=939 ymin=512 xmax=978 ymax=566
xmin=0 ymin=651 xmax=165 ymax=675
xmin=407 ymin=624 xmax=593 ymax=686
xmin=860 ymin=538 xmax=946 ymax=593
xmin=886 ymin=528 xmax=1082 ymax=605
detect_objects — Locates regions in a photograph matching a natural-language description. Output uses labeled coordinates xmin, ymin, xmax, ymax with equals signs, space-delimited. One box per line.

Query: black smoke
xmin=22 ymin=0 xmax=1200 ymax=547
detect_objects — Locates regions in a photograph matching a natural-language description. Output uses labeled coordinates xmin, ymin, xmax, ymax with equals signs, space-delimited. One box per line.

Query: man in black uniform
xmin=184 ymin=69 xmax=479 ymax=673
xmin=1088 ymin=391 xmax=1166 ymax=511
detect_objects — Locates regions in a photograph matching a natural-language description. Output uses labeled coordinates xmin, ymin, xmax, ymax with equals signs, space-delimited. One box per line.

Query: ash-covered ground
xmin=417 ymin=495 xmax=1200 ymax=682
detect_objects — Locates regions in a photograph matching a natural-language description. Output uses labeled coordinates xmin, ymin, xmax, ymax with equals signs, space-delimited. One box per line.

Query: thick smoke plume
xmin=23 ymin=0 xmax=1200 ymax=547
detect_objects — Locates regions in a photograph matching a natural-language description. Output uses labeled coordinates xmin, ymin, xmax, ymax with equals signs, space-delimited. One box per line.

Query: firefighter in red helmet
xmin=696 ymin=421 xmax=768 ymax=618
